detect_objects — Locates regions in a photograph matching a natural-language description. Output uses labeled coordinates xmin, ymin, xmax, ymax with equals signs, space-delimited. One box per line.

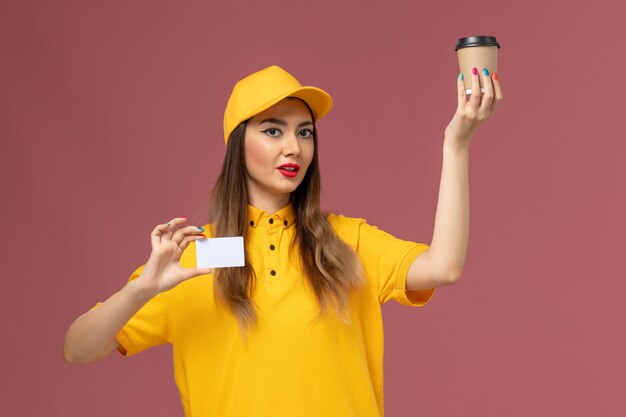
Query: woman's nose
xmin=282 ymin=132 xmax=301 ymax=156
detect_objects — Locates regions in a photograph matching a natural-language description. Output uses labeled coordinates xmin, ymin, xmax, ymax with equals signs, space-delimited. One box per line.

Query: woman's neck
xmin=247 ymin=193 xmax=290 ymax=214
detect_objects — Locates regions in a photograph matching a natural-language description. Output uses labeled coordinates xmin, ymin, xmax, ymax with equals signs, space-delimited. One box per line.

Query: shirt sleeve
xmin=356 ymin=220 xmax=435 ymax=307
xmin=88 ymin=264 xmax=171 ymax=357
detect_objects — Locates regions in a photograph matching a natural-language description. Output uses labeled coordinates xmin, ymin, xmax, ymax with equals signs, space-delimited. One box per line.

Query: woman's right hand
xmin=135 ymin=217 xmax=213 ymax=298
xmin=63 ymin=217 xmax=212 ymax=363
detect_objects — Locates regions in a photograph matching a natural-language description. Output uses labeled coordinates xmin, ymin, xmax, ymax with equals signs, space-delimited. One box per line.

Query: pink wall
xmin=2 ymin=0 xmax=625 ymax=415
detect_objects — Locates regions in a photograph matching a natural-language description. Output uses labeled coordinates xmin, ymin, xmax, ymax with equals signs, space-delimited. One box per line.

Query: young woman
xmin=63 ymin=65 xmax=502 ymax=416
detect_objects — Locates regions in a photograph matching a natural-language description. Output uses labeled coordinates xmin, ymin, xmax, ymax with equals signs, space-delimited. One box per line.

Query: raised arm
xmin=63 ymin=217 xmax=212 ymax=363
xmin=407 ymin=67 xmax=503 ymax=291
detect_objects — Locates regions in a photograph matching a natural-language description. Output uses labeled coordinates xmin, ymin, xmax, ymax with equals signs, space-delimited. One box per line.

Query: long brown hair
xmin=197 ymin=98 xmax=366 ymax=340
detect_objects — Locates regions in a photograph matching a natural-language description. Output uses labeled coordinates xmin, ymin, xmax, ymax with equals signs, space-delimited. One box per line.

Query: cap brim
xmin=285 ymin=86 xmax=333 ymax=121
xmin=243 ymin=86 xmax=333 ymax=125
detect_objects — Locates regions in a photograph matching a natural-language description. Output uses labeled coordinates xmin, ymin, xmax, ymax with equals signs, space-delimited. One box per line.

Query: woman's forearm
xmin=62 ymin=278 xmax=154 ymax=363
xmin=427 ymin=137 xmax=470 ymax=280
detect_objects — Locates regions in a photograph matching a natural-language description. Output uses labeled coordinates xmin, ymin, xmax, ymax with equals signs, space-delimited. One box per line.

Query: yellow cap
xmin=223 ymin=65 xmax=333 ymax=144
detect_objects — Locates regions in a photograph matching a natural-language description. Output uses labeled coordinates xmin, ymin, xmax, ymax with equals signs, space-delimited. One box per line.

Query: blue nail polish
xmin=483 ymin=68 xmax=489 ymax=76
xmin=197 ymin=227 xmax=204 ymax=232
xmin=459 ymin=72 xmax=464 ymax=81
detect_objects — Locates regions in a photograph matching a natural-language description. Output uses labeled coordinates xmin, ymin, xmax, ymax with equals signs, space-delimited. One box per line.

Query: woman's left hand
xmin=444 ymin=67 xmax=503 ymax=146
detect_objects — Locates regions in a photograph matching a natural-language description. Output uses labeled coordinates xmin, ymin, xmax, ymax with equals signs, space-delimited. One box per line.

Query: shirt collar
xmin=247 ymin=203 xmax=295 ymax=229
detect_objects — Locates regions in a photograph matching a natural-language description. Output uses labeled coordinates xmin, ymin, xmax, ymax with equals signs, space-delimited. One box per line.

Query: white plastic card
xmin=195 ymin=236 xmax=245 ymax=268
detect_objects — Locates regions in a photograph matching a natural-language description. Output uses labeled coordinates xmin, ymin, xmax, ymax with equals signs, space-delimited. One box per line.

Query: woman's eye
xmin=299 ymin=129 xmax=313 ymax=138
xmin=263 ymin=128 xmax=281 ymax=137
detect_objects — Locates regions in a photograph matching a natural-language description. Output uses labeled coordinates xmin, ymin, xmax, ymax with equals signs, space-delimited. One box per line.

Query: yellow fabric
xmin=223 ymin=65 xmax=333 ymax=143
xmin=92 ymin=204 xmax=435 ymax=416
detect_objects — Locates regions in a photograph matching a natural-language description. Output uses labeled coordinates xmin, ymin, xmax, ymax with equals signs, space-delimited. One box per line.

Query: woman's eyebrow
xmin=259 ymin=118 xmax=313 ymax=127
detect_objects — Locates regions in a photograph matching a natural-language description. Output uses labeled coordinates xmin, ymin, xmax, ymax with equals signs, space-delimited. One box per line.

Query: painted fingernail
xmin=483 ymin=68 xmax=489 ymax=76
xmin=472 ymin=67 xmax=477 ymax=75
xmin=197 ymin=227 xmax=204 ymax=232
xmin=493 ymin=72 xmax=499 ymax=80
xmin=459 ymin=72 xmax=464 ymax=81
xmin=180 ymin=216 xmax=188 ymax=219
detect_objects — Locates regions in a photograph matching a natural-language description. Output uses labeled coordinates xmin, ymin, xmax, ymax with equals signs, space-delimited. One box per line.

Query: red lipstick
xmin=277 ymin=163 xmax=300 ymax=178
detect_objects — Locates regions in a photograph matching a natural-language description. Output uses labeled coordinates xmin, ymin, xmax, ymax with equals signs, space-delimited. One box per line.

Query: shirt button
xmin=250 ymin=220 xmax=255 ymax=226
xmin=283 ymin=220 xmax=288 ymax=226
xmin=269 ymin=218 xmax=274 ymax=224
xmin=270 ymin=270 xmax=276 ymax=276
xmin=269 ymin=244 xmax=275 ymax=251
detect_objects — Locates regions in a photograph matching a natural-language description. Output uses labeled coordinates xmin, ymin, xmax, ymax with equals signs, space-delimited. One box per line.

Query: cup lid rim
xmin=455 ymin=36 xmax=500 ymax=50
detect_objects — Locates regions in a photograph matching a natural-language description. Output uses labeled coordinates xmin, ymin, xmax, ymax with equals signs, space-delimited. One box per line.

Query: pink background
xmin=2 ymin=0 xmax=625 ymax=415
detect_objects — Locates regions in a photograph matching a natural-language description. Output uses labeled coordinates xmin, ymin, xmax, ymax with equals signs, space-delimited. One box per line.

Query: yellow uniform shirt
xmin=92 ymin=203 xmax=435 ymax=416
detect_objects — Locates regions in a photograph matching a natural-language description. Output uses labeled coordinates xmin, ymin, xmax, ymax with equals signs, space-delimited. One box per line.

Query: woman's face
xmin=244 ymin=98 xmax=315 ymax=208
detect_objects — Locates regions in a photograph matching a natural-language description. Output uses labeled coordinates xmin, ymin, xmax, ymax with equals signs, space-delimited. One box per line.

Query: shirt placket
xmin=264 ymin=214 xmax=284 ymax=293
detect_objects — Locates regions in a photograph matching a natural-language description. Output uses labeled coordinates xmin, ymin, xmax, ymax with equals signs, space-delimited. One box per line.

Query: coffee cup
xmin=455 ymin=36 xmax=500 ymax=95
